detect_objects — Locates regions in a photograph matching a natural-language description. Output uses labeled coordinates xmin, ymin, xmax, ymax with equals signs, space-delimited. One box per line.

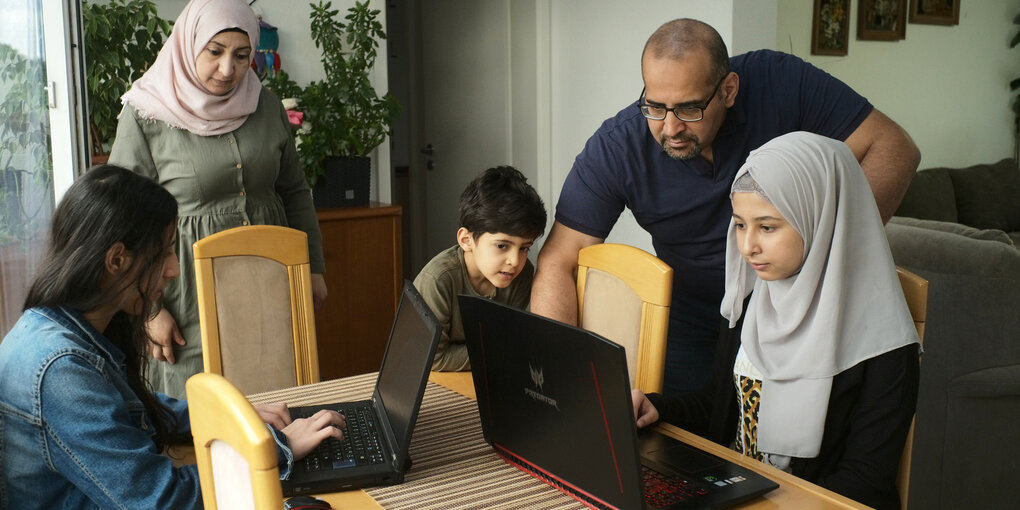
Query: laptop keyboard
xmin=642 ymin=465 xmax=709 ymax=508
xmin=298 ymin=405 xmax=385 ymax=472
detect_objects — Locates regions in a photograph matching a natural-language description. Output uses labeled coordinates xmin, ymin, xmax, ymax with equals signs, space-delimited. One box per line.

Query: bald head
xmin=642 ymin=19 xmax=730 ymax=85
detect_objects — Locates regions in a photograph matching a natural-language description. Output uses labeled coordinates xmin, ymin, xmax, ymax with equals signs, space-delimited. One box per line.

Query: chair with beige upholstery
xmin=186 ymin=372 xmax=282 ymax=510
xmin=194 ymin=225 xmax=319 ymax=395
xmin=895 ymin=266 xmax=928 ymax=510
xmin=576 ymin=243 xmax=673 ymax=394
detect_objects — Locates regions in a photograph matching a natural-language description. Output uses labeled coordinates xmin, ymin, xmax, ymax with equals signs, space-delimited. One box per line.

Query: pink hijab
xmin=121 ymin=0 xmax=261 ymax=136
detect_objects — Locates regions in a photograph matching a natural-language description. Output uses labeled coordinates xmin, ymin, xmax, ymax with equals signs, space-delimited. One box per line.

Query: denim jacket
xmin=0 ymin=307 xmax=293 ymax=509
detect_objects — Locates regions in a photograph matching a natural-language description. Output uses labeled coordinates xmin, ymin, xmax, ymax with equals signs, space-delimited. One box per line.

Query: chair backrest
xmin=194 ymin=225 xmax=319 ymax=394
xmin=576 ymin=243 xmax=672 ymax=394
xmin=186 ymin=372 xmax=282 ymax=510
xmin=897 ymin=266 xmax=928 ymax=342
xmin=895 ymin=266 xmax=928 ymax=510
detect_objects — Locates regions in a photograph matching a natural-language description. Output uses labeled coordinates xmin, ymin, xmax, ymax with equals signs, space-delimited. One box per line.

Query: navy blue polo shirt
xmin=557 ymin=49 xmax=871 ymax=317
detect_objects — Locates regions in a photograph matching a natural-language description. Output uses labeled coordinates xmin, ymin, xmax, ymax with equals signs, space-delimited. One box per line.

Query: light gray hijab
xmin=720 ymin=131 xmax=919 ymax=458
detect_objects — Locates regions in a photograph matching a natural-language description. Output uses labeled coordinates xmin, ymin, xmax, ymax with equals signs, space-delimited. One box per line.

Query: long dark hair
xmin=25 ymin=165 xmax=180 ymax=449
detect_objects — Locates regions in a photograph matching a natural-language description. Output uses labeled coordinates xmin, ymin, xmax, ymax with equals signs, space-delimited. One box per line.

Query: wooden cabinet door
xmin=315 ymin=203 xmax=402 ymax=379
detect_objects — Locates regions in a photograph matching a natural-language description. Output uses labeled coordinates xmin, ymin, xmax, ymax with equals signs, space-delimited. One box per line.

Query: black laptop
xmin=459 ymin=295 xmax=779 ymax=510
xmin=282 ymin=281 xmax=441 ymax=496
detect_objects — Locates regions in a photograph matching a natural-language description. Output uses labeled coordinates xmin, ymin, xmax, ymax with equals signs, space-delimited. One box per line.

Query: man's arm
xmin=530 ymin=221 xmax=604 ymax=326
xmin=843 ymin=108 xmax=921 ymax=223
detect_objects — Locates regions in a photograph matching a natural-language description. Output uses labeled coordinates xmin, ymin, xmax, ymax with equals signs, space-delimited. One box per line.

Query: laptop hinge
xmin=370 ymin=392 xmax=405 ymax=472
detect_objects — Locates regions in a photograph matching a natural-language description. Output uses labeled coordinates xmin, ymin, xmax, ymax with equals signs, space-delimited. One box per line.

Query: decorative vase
xmin=312 ymin=156 xmax=370 ymax=208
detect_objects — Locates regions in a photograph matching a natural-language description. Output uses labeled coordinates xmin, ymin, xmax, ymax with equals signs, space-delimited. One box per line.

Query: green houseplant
xmin=82 ymin=0 xmax=172 ymax=158
xmin=298 ymin=0 xmax=400 ymax=206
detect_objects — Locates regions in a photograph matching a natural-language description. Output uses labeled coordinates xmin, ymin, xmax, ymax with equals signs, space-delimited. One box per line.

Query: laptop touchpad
xmin=639 ymin=432 xmax=724 ymax=474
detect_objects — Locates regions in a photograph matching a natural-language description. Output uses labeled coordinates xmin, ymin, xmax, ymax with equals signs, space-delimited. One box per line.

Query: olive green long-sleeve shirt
xmin=413 ymin=246 xmax=533 ymax=371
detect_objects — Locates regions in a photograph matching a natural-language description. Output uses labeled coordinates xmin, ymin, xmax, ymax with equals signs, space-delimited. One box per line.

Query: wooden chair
xmin=186 ymin=372 xmax=282 ymax=510
xmin=895 ymin=266 xmax=928 ymax=510
xmin=194 ymin=225 xmax=319 ymax=395
xmin=576 ymin=243 xmax=673 ymax=394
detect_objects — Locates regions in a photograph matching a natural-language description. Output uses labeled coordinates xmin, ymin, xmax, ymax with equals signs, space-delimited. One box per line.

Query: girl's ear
xmin=456 ymin=227 xmax=474 ymax=252
xmin=104 ymin=242 xmax=133 ymax=276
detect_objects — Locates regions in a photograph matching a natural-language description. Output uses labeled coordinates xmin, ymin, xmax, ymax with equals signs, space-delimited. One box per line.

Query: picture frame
xmin=811 ymin=0 xmax=850 ymax=56
xmin=909 ymin=0 xmax=960 ymax=26
xmin=858 ymin=0 xmax=907 ymax=41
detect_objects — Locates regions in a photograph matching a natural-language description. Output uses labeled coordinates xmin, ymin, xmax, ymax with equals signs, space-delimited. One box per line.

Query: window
xmin=0 ymin=0 xmax=86 ymax=336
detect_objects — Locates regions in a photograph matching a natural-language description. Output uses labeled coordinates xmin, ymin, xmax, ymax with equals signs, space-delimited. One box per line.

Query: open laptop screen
xmin=375 ymin=283 xmax=440 ymax=458
xmin=462 ymin=295 xmax=644 ymax=508
xmin=460 ymin=295 xmax=778 ymax=510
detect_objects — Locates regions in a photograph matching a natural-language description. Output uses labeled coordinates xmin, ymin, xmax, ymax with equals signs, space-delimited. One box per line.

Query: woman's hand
xmin=311 ymin=273 xmax=328 ymax=312
xmin=632 ymin=389 xmax=660 ymax=428
xmin=254 ymin=402 xmax=293 ymax=430
xmin=281 ymin=409 xmax=346 ymax=460
xmin=146 ymin=308 xmax=185 ymax=363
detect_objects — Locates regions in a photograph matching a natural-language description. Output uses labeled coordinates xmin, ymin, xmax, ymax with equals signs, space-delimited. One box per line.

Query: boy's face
xmin=458 ymin=229 xmax=534 ymax=295
xmin=731 ymin=192 xmax=804 ymax=281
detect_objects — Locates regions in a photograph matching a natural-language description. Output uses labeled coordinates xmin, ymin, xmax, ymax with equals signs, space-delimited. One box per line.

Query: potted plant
xmin=298 ymin=0 xmax=400 ymax=207
xmin=82 ymin=0 xmax=172 ymax=161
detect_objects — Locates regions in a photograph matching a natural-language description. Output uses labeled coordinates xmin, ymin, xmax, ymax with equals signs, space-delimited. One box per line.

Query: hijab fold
xmin=121 ymin=0 xmax=261 ymax=136
xmin=720 ymin=131 xmax=919 ymax=458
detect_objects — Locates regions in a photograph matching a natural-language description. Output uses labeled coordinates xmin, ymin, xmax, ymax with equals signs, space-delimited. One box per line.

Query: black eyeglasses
xmin=637 ymin=74 xmax=727 ymax=122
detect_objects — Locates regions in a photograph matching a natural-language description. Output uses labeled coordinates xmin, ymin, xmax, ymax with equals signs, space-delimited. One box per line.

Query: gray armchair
xmin=885 ymin=220 xmax=1020 ymax=510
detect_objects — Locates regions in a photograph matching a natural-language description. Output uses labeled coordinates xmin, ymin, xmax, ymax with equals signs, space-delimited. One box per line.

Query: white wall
xmin=150 ymin=0 xmax=393 ymax=201
xmin=731 ymin=0 xmax=778 ymax=55
xmin=776 ymin=0 xmax=1019 ymax=169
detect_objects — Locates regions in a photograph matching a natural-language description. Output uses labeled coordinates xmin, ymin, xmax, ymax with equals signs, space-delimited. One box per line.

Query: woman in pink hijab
xmin=109 ymin=0 xmax=327 ymax=399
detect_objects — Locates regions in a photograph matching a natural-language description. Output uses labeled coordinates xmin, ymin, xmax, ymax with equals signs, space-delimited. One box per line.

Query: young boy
xmin=413 ymin=166 xmax=547 ymax=371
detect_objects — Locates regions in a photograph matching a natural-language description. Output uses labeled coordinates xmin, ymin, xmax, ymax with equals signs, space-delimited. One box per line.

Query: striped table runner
xmin=250 ymin=374 xmax=585 ymax=510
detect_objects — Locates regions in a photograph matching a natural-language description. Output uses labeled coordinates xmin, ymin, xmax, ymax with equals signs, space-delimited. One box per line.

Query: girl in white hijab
xmin=633 ymin=131 xmax=920 ymax=510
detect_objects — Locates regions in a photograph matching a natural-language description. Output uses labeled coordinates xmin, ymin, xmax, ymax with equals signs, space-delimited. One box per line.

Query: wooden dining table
xmin=231 ymin=370 xmax=870 ymax=509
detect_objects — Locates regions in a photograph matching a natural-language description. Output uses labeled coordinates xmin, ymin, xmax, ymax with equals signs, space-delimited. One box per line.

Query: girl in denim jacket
xmin=0 ymin=166 xmax=343 ymax=509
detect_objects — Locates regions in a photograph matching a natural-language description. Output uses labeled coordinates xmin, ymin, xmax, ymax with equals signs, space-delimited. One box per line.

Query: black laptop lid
xmin=374 ymin=281 xmax=441 ymax=466
xmin=460 ymin=295 xmax=644 ymax=509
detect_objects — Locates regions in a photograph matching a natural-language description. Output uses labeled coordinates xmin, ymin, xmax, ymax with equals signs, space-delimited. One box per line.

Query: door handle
xmin=421 ymin=144 xmax=435 ymax=170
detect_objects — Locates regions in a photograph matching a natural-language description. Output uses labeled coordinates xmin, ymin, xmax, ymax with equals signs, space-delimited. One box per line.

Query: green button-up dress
xmin=109 ymin=89 xmax=325 ymax=398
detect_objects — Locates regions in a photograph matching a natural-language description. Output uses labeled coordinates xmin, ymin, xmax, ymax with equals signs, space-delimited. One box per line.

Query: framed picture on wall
xmin=811 ymin=0 xmax=850 ymax=56
xmin=858 ymin=0 xmax=908 ymax=41
xmin=909 ymin=0 xmax=960 ymax=25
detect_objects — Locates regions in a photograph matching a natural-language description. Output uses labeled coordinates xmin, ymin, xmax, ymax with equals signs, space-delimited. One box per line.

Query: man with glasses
xmin=531 ymin=18 xmax=919 ymax=395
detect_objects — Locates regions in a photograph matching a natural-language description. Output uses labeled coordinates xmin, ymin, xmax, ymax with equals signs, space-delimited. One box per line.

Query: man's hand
xmin=631 ymin=389 xmax=660 ymax=428
xmin=311 ymin=273 xmax=327 ymax=312
xmin=146 ymin=308 xmax=185 ymax=363
xmin=281 ymin=409 xmax=346 ymax=460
